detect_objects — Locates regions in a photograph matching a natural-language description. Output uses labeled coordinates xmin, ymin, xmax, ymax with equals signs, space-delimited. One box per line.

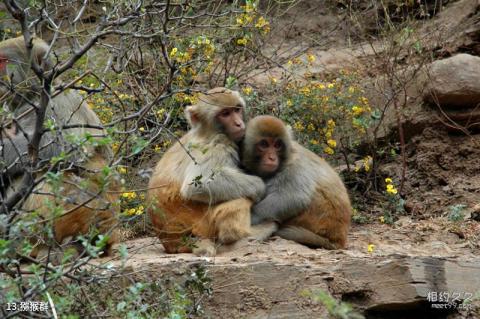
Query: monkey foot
xmin=192 ymin=239 xmax=217 ymax=257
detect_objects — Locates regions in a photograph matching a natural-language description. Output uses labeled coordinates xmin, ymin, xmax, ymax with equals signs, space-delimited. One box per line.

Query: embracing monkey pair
xmin=148 ymin=88 xmax=352 ymax=255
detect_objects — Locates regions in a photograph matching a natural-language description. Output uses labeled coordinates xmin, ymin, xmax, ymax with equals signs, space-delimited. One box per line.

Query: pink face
xmin=216 ymin=107 xmax=245 ymax=142
xmin=256 ymin=137 xmax=282 ymax=175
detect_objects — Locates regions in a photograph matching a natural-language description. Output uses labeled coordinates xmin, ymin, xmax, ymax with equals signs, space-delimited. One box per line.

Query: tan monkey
xmin=0 ymin=36 xmax=119 ymax=260
xmin=242 ymin=115 xmax=352 ymax=249
xmin=147 ymin=88 xmax=272 ymax=256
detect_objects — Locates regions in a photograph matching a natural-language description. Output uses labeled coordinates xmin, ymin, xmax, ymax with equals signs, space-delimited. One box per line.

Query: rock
xmin=424 ymin=54 xmax=480 ymax=109
xmin=308 ymin=50 xmax=360 ymax=76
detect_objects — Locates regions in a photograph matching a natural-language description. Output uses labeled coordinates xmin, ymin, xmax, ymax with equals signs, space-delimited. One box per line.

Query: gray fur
xmin=181 ymin=135 xmax=265 ymax=204
xmin=1 ymin=91 xmax=109 ymax=180
xmin=250 ymin=143 xmax=315 ymax=224
xmin=1 ymin=37 xmax=109 ymax=189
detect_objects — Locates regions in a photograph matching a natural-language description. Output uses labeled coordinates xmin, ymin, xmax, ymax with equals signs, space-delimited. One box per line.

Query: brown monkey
xmin=148 ymin=88 xmax=272 ymax=256
xmin=242 ymin=115 xmax=352 ymax=249
xmin=0 ymin=36 xmax=118 ymax=260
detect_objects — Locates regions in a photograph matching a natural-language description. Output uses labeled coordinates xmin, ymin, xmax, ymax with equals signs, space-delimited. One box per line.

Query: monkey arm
xmin=181 ymin=151 xmax=266 ymax=204
xmin=251 ymin=164 xmax=314 ymax=225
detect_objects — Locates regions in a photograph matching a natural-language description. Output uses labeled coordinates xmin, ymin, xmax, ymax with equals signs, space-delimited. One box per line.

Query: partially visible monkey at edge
xmin=148 ymin=88 xmax=276 ymax=256
xmin=242 ymin=115 xmax=352 ymax=249
xmin=0 ymin=36 xmax=119 ymax=261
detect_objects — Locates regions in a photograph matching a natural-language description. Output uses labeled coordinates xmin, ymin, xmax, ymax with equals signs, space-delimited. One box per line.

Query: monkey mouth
xmin=231 ymin=129 xmax=246 ymax=141
xmin=261 ymin=163 xmax=279 ymax=172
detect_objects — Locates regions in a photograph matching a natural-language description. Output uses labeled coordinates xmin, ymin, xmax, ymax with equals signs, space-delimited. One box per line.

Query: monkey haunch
xmin=148 ymin=88 xmax=267 ymax=255
xmin=0 ymin=37 xmax=119 ymax=260
xmin=242 ymin=115 xmax=352 ymax=249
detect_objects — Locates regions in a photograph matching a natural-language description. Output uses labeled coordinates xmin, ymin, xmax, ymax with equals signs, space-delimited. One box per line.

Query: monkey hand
xmin=250 ymin=211 xmax=266 ymax=225
xmin=246 ymin=175 xmax=266 ymax=203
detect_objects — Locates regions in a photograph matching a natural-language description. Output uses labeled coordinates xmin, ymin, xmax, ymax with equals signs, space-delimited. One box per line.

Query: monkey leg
xmin=206 ymin=198 xmax=252 ymax=244
xmin=274 ymin=225 xmax=338 ymax=250
xmin=149 ymin=189 xmax=212 ymax=254
xmin=282 ymin=199 xmax=350 ymax=250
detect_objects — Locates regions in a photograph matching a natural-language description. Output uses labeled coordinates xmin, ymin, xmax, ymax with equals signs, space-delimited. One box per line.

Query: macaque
xmin=242 ymin=115 xmax=352 ymax=249
xmin=148 ymin=88 xmax=273 ymax=256
xmin=0 ymin=36 xmax=118 ymax=260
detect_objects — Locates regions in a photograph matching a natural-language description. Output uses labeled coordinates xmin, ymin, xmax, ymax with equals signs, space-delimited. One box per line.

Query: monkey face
xmin=255 ymin=137 xmax=283 ymax=177
xmin=216 ymin=107 xmax=245 ymax=142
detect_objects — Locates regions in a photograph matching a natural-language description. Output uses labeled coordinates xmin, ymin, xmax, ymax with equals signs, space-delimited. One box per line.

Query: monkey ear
xmin=285 ymin=124 xmax=295 ymax=140
xmin=185 ymin=105 xmax=199 ymax=127
xmin=31 ymin=37 xmax=53 ymax=71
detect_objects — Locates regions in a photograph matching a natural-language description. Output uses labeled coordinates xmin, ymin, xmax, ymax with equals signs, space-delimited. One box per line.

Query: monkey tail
xmin=274 ymin=226 xmax=337 ymax=250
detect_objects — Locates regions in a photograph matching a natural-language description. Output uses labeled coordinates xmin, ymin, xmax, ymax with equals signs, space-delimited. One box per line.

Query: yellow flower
xmin=367 ymin=244 xmax=375 ymax=253
xmin=286 ymin=99 xmax=293 ymax=107
xmin=255 ymin=16 xmax=268 ymax=29
xmin=300 ymin=86 xmax=311 ymax=95
xmin=237 ymin=38 xmax=248 ymax=46
xmin=316 ymin=83 xmax=326 ymax=90
xmin=118 ymin=167 xmax=127 ymax=174
xmin=327 ymin=119 xmax=336 ymax=127
xmin=242 ymin=87 xmax=253 ymax=95
xmin=139 ymin=127 xmax=145 ymax=132
xmin=287 ymin=60 xmax=293 ymax=66
xmin=136 ymin=205 xmax=145 ymax=215
xmin=385 ymin=178 xmax=392 ymax=183
xmin=163 ymin=140 xmax=172 ymax=148
xmin=154 ymin=144 xmax=162 ymax=153
xmin=310 ymin=139 xmax=319 ymax=145
xmin=363 ymin=155 xmax=372 ymax=172
xmin=324 ymin=146 xmax=334 ymax=155
xmin=307 ymin=54 xmax=316 ymax=63
xmin=270 ymin=77 xmax=278 ymax=84
xmin=293 ymin=121 xmax=305 ymax=131
xmin=386 ymin=184 xmax=398 ymax=195
xmin=348 ymin=86 xmax=355 ymax=94
xmin=307 ymin=123 xmax=315 ymax=131
xmin=169 ymin=47 xmax=178 ymax=57
xmin=352 ymin=106 xmax=363 ymax=116
xmin=327 ymin=139 xmax=337 ymax=148
xmin=121 ymin=192 xmax=137 ymax=200
xmin=379 ymin=216 xmax=385 ymax=223
xmin=327 ymin=83 xmax=334 ymax=89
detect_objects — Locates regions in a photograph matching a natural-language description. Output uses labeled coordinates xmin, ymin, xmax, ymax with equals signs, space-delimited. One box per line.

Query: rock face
xmin=112 ymin=231 xmax=480 ymax=319
xmin=424 ymin=54 xmax=480 ymax=109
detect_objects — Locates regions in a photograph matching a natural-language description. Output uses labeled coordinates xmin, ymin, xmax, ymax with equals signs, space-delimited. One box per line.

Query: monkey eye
xmin=233 ymin=107 xmax=242 ymax=113
xmin=258 ymin=140 xmax=269 ymax=149
xmin=218 ymin=109 xmax=232 ymax=117
xmin=273 ymin=140 xmax=283 ymax=149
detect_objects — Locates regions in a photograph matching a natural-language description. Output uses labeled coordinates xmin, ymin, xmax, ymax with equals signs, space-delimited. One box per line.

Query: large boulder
xmin=424 ymin=53 xmax=480 ymax=109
